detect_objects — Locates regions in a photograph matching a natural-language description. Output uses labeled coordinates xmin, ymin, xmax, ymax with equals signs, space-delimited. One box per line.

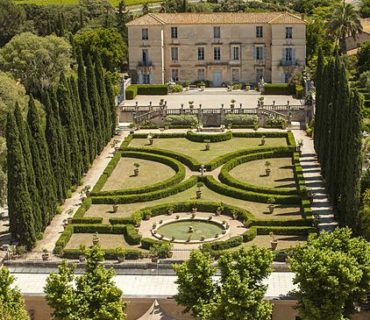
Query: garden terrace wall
xmin=219 ymin=149 xmax=297 ymax=195
xmin=91 ymin=151 xmax=186 ymax=196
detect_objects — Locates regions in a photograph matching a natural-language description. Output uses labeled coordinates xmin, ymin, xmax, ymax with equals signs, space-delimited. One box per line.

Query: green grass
xmin=65 ymin=233 xmax=130 ymax=250
xmin=86 ymin=183 xmax=302 ymax=223
xmin=129 ymin=137 xmax=288 ymax=164
xmin=102 ymin=157 xmax=175 ymax=191
xmin=13 ymin=0 xmax=161 ymax=7
xmin=229 ymin=157 xmax=296 ymax=189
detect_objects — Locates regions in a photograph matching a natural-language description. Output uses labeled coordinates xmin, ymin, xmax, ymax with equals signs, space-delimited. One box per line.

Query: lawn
xmin=65 ymin=233 xmax=130 ymax=250
xmin=229 ymin=157 xmax=296 ymax=189
xmin=102 ymin=157 xmax=175 ymax=191
xmin=13 ymin=0 xmax=161 ymax=7
xmin=128 ymin=137 xmax=288 ymax=164
xmin=242 ymin=235 xmax=307 ymax=250
xmin=86 ymin=183 xmax=302 ymax=223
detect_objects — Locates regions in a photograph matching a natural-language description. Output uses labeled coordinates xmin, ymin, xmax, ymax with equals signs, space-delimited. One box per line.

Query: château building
xmin=127 ymin=12 xmax=306 ymax=85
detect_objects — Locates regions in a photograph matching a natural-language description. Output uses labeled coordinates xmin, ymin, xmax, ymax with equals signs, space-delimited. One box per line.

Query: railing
xmin=280 ymin=59 xmax=299 ymax=67
xmin=262 ymin=104 xmax=303 ymax=111
xmin=137 ymin=60 xmax=153 ymax=67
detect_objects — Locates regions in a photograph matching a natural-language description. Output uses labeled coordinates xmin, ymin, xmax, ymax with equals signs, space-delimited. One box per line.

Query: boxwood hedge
xmin=186 ymin=130 xmax=233 ymax=142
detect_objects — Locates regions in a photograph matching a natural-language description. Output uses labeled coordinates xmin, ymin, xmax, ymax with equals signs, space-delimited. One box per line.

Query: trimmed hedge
xmin=254 ymin=226 xmax=315 ymax=235
xmin=54 ymin=225 xmax=74 ymax=255
xmin=141 ymin=237 xmax=164 ymax=250
xmin=202 ymin=235 xmax=243 ymax=251
xmin=219 ymin=150 xmax=297 ymax=195
xmin=186 ymin=130 xmax=233 ymax=142
xmin=125 ymin=224 xmax=142 ymax=245
xmin=71 ymin=198 xmax=104 ymax=224
xmin=132 ymin=133 xmax=186 ymax=139
xmin=92 ymin=176 xmax=198 ymax=204
xmin=92 ymin=151 xmax=186 ymax=196
xmin=165 ymin=115 xmax=198 ymax=128
xmin=126 ymin=85 xmax=169 ymax=100
xmin=263 ymin=83 xmax=295 ymax=95
xmin=223 ymin=114 xmax=258 ymax=128
xmin=62 ymin=248 xmax=144 ymax=260
xmin=204 ymin=176 xmax=301 ymax=204
xmin=243 ymin=228 xmax=257 ymax=242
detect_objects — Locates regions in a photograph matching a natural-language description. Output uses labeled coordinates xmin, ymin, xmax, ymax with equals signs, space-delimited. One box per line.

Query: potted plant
xmin=270 ymin=232 xmax=278 ymax=250
xmin=143 ymin=210 xmax=152 ymax=220
xmin=84 ymin=185 xmax=91 ymax=197
xmin=230 ymin=99 xmax=236 ymax=109
xmin=232 ymin=210 xmax=238 ymax=220
xmin=67 ymin=208 xmax=74 ymax=224
xmin=133 ymin=163 xmax=140 ymax=176
xmin=171 ymin=236 xmax=176 ymax=242
xmin=246 ymin=85 xmax=251 ymax=91
xmin=79 ymin=245 xmax=86 ymax=262
xmin=188 ymin=101 xmax=194 ymax=110
xmin=192 ymin=206 xmax=197 ymax=214
xmin=267 ymin=197 xmax=276 ymax=214
xmin=112 ymin=199 xmax=119 ymax=213
xmin=176 ymin=214 xmax=180 ymax=220
xmin=92 ymin=232 xmax=100 ymax=245
xmin=208 ymin=215 xmax=213 ymax=221
xmin=215 ymin=233 xmax=219 ymax=238
xmin=191 ymin=212 xmax=196 ymax=219
xmin=204 ymin=139 xmax=211 ymax=151
xmin=265 ymin=160 xmax=271 ymax=176
xmin=167 ymin=205 xmax=175 ymax=215
xmin=159 ymin=219 xmax=163 ymax=224
xmin=116 ymin=248 xmax=125 ymax=263
xmin=42 ymin=249 xmax=49 ymax=261
xmin=147 ymin=133 xmax=154 ymax=145
xmin=216 ymin=203 xmax=224 ymax=216
xmin=150 ymin=243 xmax=172 ymax=261
xmin=200 ymin=236 xmax=205 ymax=241
xmin=199 ymin=81 xmax=205 ymax=91
xmin=196 ymin=182 xmax=204 ymax=199
xmin=152 ymin=222 xmax=157 ymax=230
xmin=261 ymin=135 xmax=266 ymax=146
xmin=159 ymin=99 xmax=164 ymax=106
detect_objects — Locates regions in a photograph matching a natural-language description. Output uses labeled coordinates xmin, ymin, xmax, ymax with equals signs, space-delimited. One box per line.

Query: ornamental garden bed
xmin=56 ymin=131 xmax=314 ymax=260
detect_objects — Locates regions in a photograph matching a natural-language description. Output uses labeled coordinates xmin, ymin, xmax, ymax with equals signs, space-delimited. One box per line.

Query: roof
xmin=11 ymin=272 xmax=297 ymax=299
xmin=127 ymin=12 xmax=306 ymax=27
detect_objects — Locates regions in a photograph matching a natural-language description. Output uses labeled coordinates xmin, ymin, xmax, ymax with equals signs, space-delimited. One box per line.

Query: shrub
xmin=192 ymin=80 xmax=212 ymax=87
xmin=54 ymin=225 xmax=74 ymax=255
xmin=186 ymin=130 xmax=233 ymax=142
xmin=243 ymin=228 xmax=257 ymax=242
xmin=165 ymin=115 xmax=198 ymax=128
xmin=265 ymin=116 xmax=287 ymax=129
xmin=126 ymin=85 xmax=138 ymax=100
xmin=141 ymin=237 xmax=163 ymax=250
xmin=255 ymin=226 xmax=315 ymax=235
xmin=295 ymin=84 xmax=304 ymax=98
xmin=150 ymin=242 xmax=172 ymax=258
xmin=137 ymin=84 xmax=168 ymax=95
xmin=62 ymin=248 xmax=144 ymax=260
xmin=168 ymin=84 xmax=183 ymax=93
xmin=202 ymin=236 xmax=243 ymax=251
xmin=223 ymin=114 xmax=258 ymax=128
xmin=125 ymin=225 xmax=142 ymax=245
xmin=263 ymin=83 xmax=294 ymax=95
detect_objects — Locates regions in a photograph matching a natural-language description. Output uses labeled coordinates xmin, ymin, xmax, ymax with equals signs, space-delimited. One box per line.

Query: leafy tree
xmin=0 ymin=136 xmax=6 ymax=207
xmin=74 ymin=28 xmax=127 ymax=71
xmin=174 ymin=250 xmax=216 ymax=316
xmin=79 ymin=0 xmax=114 ymax=19
xmin=360 ymin=0 xmax=370 ymax=17
xmin=290 ymin=228 xmax=370 ymax=320
xmin=292 ymin=0 xmax=340 ymax=14
xmin=45 ymin=245 xmax=126 ymax=320
xmin=0 ymin=0 xmax=25 ymax=47
xmin=327 ymin=1 xmax=363 ymax=54
xmin=116 ymin=0 xmax=131 ymax=41
xmin=0 ymin=72 xmax=28 ymax=136
xmin=357 ymin=40 xmax=370 ymax=75
xmin=0 ymin=33 xmax=71 ymax=95
xmin=0 ymin=266 xmax=29 ymax=320
xmin=6 ymin=110 xmax=36 ymax=249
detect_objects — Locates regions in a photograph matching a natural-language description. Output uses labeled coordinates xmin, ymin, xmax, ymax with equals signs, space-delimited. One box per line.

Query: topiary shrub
xmin=265 ymin=116 xmax=287 ymax=129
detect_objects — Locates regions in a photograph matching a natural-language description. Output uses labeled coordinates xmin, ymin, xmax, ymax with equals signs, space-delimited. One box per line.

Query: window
xmin=198 ymin=69 xmax=205 ymax=80
xmin=214 ymin=26 xmax=221 ymax=39
xmin=198 ymin=47 xmax=205 ymax=61
xmin=231 ymin=68 xmax=240 ymax=82
xmin=256 ymin=68 xmax=264 ymax=82
xmin=284 ymin=48 xmax=293 ymax=62
xmin=255 ymin=46 xmax=264 ymax=60
xmin=142 ymin=28 xmax=148 ymax=40
xmin=171 ymin=27 xmax=178 ymax=39
xmin=256 ymin=26 xmax=263 ymax=38
xmin=171 ymin=47 xmax=178 ymax=62
xmin=142 ymin=49 xmax=149 ymax=65
xmin=231 ymin=46 xmax=240 ymax=61
xmin=171 ymin=69 xmax=179 ymax=82
xmin=214 ymin=47 xmax=221 ymax=61
xmin=286 ymin=27 xmax=293 ymax=39
xmin=143 ymin=74 xmax=150 ymax=84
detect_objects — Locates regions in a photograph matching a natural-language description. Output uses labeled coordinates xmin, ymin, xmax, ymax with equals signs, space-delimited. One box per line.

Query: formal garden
xmin=53 ymin=130 xmax=314 ymax=262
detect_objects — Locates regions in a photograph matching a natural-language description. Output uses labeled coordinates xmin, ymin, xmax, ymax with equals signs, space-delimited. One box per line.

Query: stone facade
xmin=127 ymin=12 xmax=306 ymax=85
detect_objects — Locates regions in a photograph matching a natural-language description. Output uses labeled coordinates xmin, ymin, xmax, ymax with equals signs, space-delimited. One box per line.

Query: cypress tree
xmin=105 ymin=76 xmax=117 ymax=137
xmin=44 ymin=92 xmax=65 ymax=202
xmin=70 ymin=76 xmax=90 ymax=172
xmin=314 ymin=48 xmax=324 ymax=154
xmin=27 ymin=97 xmax=57 ymax=226
xmin=6 ymin=110 xmax=36 ymax=249
xmin=86 ymin=54 xmax=103 ymax=154
xmin=77 ymin=49 xmax=96 ymax=163
xmin=57 ymin=73 xmax=82 ymax=186
xmin=14 ymin=104 xmax=42 ymax=235
xmin=94 ymin=53 xmax=111 ymax=143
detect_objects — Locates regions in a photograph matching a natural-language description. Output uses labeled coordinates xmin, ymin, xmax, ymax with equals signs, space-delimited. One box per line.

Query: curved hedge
xmin=186 ymin=130 xmax=233 ymax=142
xmin=204 ymin=176 xmax=301 ymax=204
xmin=219 ymin=150 xmax=297 ymax=195
xmin=91 ymin=151 xmax=186 ymax=196
xmin=92 ymin=176 xmax=198 ymax=204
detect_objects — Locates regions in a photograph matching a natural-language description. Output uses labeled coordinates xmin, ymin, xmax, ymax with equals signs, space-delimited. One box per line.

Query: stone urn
xmin=271 ymin=240 xmax=278 ymax=251
xmin=42 ymin=250 xmax=49 ymax=261
xmin=112 ymin=204 xmax=119 ymax=213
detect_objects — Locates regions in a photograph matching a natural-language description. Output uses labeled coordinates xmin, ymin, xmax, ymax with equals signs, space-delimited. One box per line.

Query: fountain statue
xmin=188 ymin=226 xmax=194 ymax=233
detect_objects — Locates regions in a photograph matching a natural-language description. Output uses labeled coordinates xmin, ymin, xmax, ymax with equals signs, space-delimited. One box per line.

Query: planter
xmin=117 ymin=256 xmax=125 ymax=263
xmin=134 ymin=168 xmax=139 ymax=176
xmin=261 ymin=139 xmax=266 ymax=146
xmin=265 ymin=168 xmax=271 ymax=176
xmin=92 ymin=237 xmax=100 ymax=245
xmin=42 ymin=253 xmax=49 ymax=261
xmin=196 ymin=190 xmax=202 ymax=199
xmin=79 ymin=255 xmax=86 ymax=262
xmin=216 ymin=208 xmax=222 ymax=216
xmin=167 ymin=209 xmax=174 ymax=215
xmin=149 ymin=138 xmax=154 ymax=145
xmin=268 ymin=204 xmax=275 ymax=214
xmin=271 ymin=240 xmax=278 ymax=251
xmin=112 ymin=205 xmax=119 ymax=213
xmin=200 ymin=85 xmax=205 ymax=91
xmin=151 ymin=256 xmax=158 ymax=263
xmin=205 ymin=143 xmax=210 ymax=151
xmin=67 ymin=217 xmax=73 ymax=224
xmin=192 ymin=207 xmax=197 ymax=213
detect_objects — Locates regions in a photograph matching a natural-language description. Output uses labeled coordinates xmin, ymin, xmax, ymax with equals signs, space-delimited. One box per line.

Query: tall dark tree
xmin=77 ymin=49 xmax=96 ymax=163
xmin=27 ymin=96 xmax=57 ymax=226
xmin=85 ymin=54 xmax=103 ymax=154
xmin=6 ymin=110 xmax=36 ymax=249
xmin=14 ymin=103 xmax=42 ymax=234
xmin=313 ymin=48 xmax=324 ymax=153
xmin=105 ymin=76 xmax=117 ymax=137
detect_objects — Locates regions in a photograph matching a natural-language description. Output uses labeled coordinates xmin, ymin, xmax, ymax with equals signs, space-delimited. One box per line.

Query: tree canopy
xmin=290 ymin=228 xmax=370 ymax=320
xmin=0 ymin=0 xmax=25 ymax=47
